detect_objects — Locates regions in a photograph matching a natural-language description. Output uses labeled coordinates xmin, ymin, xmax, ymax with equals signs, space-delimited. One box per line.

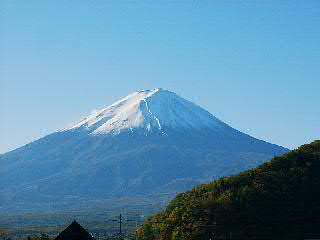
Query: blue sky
xmin=0 ymin=1 xmax=319 ymax=153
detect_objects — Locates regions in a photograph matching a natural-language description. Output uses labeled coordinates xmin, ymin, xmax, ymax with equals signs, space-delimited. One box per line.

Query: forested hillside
xmin=137 ymin=140 xmax=320 ymax=240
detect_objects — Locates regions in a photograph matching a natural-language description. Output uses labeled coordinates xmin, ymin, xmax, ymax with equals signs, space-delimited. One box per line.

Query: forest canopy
xmin=137 ymin=140 xmax=320 ymax=240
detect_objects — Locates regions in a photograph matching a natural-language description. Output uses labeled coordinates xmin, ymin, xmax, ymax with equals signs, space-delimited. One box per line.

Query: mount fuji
xmin=0 ymin=89 xmax=288 ymax=212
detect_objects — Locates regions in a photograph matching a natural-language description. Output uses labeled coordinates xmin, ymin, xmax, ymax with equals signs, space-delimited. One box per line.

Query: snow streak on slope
xmin=62 ymin=88 xmax=225 ymax=135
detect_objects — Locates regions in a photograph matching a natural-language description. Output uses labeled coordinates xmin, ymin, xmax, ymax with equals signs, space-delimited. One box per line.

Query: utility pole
xmin=119 ymin=214 xmax=123 ymax=235
xmin=107 ymin=212 xmax=141 ymax=239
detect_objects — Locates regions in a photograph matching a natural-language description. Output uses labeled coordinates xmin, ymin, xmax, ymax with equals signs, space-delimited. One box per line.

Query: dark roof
xmin=55 ymin=221 xmax=95 ymax=240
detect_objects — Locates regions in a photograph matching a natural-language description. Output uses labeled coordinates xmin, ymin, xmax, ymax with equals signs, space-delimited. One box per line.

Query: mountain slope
xmin=0 ymin=89 xmax=288 ymax=212
xmin=137 ymin=140 xmax=320 ymax=240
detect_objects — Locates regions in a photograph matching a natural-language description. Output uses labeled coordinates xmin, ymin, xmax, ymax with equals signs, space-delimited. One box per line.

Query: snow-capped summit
xmin=65 ymin=88 xmax=225 ymax=135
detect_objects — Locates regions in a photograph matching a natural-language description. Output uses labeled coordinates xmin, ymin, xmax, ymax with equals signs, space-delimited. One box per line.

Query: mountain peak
xmin=63 ymin=89 xmax=225 ymax=135
xmin=0 ymin=89 xmax=289 ymax=212
xmin=136 ymin=87 xmax=163 ymax=94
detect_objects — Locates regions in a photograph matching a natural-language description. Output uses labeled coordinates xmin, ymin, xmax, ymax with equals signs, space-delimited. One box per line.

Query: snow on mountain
xmin=63 ymin=88 xmax=225 ymax=135
xmin=0 ymin=88 xmax=289 ymax=212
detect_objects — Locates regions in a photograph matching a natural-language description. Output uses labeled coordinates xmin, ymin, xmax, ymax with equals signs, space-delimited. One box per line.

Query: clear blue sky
xmin=0 ymin=1 xmax=319 ymax=153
